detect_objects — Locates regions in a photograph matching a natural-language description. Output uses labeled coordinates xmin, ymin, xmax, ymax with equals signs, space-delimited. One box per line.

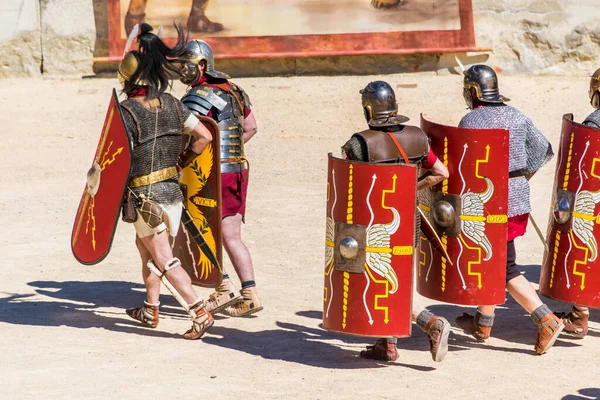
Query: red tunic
xmin=507 ymin=213 xmax=528 ymax=242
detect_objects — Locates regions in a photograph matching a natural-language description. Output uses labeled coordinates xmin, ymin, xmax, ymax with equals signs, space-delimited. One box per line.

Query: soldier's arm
xmin=243 ymin=111 xmax=258 ymax=143
xmin=178 ymin=114 xmax=213 ymax=168
xmin=235 ymin=84 xmax=257 ymax=143
xmin=418 ymin=159 xmax=448 ymax=190
xmin=524 ymin=119 xmax=554 ymax=178
xmin=189 ymin=120 xmax=213 ymax=154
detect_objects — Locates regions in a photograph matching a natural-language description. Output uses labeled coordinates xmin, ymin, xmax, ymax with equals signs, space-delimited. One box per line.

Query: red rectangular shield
xmin=71 ymin=89 xmax=133 ymax=265
xmin=417 ymin=115 xmax=509 ymax=305
xmin=323 ymin=155 xmax=416 ymax=337
xmin=540 ymin=114 xmax=600 ymax=308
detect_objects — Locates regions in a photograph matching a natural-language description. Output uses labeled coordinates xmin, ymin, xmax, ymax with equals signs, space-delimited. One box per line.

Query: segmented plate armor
xmin=458 ymin=104 xmax=553 ymax=217
xmin=182 ymin=82 xmax=250 ymax=162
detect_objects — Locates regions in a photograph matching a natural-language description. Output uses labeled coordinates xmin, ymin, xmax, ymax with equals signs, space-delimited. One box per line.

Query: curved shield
xmin=323 ymin=155 xmax=417 ymax=337
xmin=417 ymin=115 xmax=509 ymax=305
xmin=540 ymin=114 xmax=600 ymax=308
xmin=71 ymin=89 xmax=132 ymax=265
xmin=173 ymin=117 xmax=223 ymax=288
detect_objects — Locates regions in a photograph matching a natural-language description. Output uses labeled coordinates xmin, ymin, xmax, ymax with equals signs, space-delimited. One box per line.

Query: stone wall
xmin=474 ymin=0 xmax=600 ymax=74
xmin=0 ymin=0 xmax=41 ymax=78
xmin=0 ymin=0 xmax=94 ymax=78
xmin=1 ymin=1 xmax=600 ymax=77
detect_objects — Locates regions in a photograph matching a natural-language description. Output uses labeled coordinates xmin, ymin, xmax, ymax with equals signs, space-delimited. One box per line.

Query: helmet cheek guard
xmin=363 ymin=105 xmax=373 ymax=124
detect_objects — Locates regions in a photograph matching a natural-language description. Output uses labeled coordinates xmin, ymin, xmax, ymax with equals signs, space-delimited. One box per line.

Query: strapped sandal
xmin=206 ymin=289 xmax=243 ymax=315
xmin=126 ymin=301 xmax=159 ymax=328
xmin=425 ymin=315 xmax=451 ymax=362
xmin=359 ymin=339 xmax=399 ymax=362
xmin=554 ymin=308 xmax=589 ymax=339
xmin=535 ymin=313 xmax=565 ymax=355
xmin=183 ymin=301 xmax=214 ymax=340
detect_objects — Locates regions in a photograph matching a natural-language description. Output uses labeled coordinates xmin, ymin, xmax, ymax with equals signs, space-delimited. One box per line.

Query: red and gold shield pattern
xmin=540 ymin=114 xmax=600 ymax=308
xmin=173 ymin=117 xmax=223 ymax=288
xmin=417 ymin=115 xmax=509 ymax=305
xmin=72 ymin=89 xmax=132 ymax=265
xmin=323 ymin=155 xmax=416 ymax=337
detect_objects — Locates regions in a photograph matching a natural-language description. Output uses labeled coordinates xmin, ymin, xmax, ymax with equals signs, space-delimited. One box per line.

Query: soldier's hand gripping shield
xmin=417 ymin=115 xmax=509 ymax=305
xmin=323 ymin=155 xmax=417 ymax=337
xmin=172 ymin=117 xmax=223 ymax=288
xmin=71 ymin=89 xmax=133 ymax=264
xmin=540 ymin=114 xmax=600 ymax=308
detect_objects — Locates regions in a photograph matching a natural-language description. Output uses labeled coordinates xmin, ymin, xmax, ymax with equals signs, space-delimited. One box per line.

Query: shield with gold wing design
xmin=540 ymin=114 xmax=600 ymax=308
xmin=172 ymin=116 xmax=223 ymax=288
xmin=323 ymin=155 xmax=416 ymax=337
xmin=71 ymin=89 xmax=132 ymax=265
xmin=417 ymin=115 xmax=509 ymax=305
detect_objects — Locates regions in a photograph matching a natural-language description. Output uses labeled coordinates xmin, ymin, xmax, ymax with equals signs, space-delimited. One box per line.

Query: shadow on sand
xmin=1 ymin=271 xmax=595 ymax=367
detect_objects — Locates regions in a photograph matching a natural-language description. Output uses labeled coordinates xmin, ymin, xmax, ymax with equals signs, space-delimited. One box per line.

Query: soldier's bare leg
xmin=126 ymin=235 xmax=161 ymax=328
xmin=505 ymin=275 xmax=543 ymax=313
xmin=222 ymin=214 xmax=254 ymax=282
xmin=140 ymin=230 xmax=199 ymax=305
xmin=222 ymin=214 xmax=263 ymax=316
xmin=125 ymin=0 xmax=147 ymax=36
xmin=135 ymin=235 xmax=160 ymax=304
xmin=188 ymin=0 xmax=224 ymax=33
xmin=138 ymin=230 xmax=214 ymax=339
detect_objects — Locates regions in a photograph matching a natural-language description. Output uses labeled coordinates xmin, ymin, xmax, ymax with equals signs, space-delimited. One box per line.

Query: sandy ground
xmin=1 ymin=73 xmax=599 ymax=400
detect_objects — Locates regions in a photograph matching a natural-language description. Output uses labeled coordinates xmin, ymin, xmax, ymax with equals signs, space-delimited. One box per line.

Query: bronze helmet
xmin=463 ymin=64 xmax=510 ymax=110
xmin=589 ymin=68 xmax=600 ymax=109
xmin=117 ymin=50 xmax=148 ymax=87
xmin=179 ymin=40 xmax=230 ymax=84
xmin=360 ymin=80 xmax=409 ymax=127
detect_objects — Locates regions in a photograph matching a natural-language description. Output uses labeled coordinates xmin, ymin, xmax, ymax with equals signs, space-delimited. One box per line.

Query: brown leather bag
xmin=121 ymin=191 xmax=138 ymax=223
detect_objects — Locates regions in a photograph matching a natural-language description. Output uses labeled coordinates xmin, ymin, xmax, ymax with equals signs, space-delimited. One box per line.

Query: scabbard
xmin=181 ymin=205 xmax=223 ymax=273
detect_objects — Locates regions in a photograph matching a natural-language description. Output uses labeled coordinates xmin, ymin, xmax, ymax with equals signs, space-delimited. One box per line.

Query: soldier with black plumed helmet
xmin=455 ymin=64 xmax=564 ymax=355
xmin=343 ymin=81 xmax=451 ymax=363
xmin=119 ymin=23 xmax=215 ymax=340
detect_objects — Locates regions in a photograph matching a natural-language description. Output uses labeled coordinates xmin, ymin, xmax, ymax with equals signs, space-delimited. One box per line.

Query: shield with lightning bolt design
xmin=172 ymin=116 xmax=223 ymax=288
xmin=540 ymin=114 xmax=600 ymax=308
xmin=71 ymin=89 xmax=133 ymax=264
xmin=416 ymin=115 xmax=509 ymax=305
xmin=323 ymin=155 xmax=416 ymax=337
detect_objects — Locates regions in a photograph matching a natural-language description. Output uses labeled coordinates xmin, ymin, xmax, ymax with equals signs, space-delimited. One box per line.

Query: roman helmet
xmin=179 ymin=40 xmax=230 ymax=85
xmin=360 ymin=80 xmax=409 ymax=128
xmin=463 ymin=64 xmax=510 ymax=110
xmin=117 ymin=50 xmax=148 ymax=87
xmin=589 ymin=68 xmax=600 ymax=109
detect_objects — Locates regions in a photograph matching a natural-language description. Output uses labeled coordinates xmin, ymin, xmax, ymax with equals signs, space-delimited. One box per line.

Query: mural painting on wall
xmin=107 ymin=0 xmax=477 ymax=60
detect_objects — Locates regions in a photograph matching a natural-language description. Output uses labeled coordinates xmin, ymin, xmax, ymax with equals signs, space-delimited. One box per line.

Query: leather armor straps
xmin=352 ymin=126 xmax=429 ymax=164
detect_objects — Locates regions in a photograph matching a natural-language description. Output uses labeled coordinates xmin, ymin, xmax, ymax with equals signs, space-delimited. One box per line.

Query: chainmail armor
xmin=583 ymin=109 xmax=600 ymax=128
xmin=458 ymin=104 xmax=553 ymax=217
xmin=121 ymin=93 xmax=191 ymax=205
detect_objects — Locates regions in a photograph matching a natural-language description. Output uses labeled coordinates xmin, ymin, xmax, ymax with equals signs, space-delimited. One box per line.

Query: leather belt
xmin=221 ymin=162 xmax=248 ymax=173
xmin=509 ymin=169 xmax=526 ymax=179
xmin=129 ymin=166 xmax=178 ymax=188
